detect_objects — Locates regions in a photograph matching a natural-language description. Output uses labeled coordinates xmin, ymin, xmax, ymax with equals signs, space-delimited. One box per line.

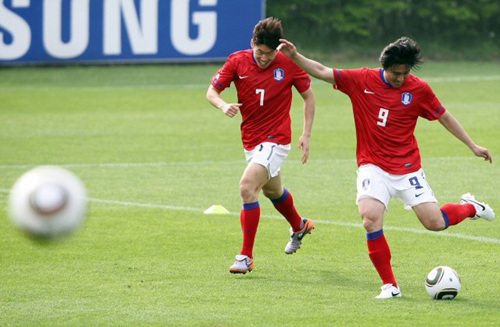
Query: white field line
xmin=0 ymin=156 xmax=485 ymax=170
xmin=425 ymin=75 xmax=500 ymax=83
xmin=0 ymin=160 xmax=245 ymax=170
xmin=0 ymin=84 xmax=208 ymax=92
xmin=89 ymin=198 xmax=203 ymax=213
xmin=0 ymin=188 xmax=498 ymax=245
xmin=0 ymin=75 xmax=499 ymax=92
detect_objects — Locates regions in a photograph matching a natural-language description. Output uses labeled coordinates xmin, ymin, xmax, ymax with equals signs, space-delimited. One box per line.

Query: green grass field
xmin=0 ymin=61 xmax=499 ymax=326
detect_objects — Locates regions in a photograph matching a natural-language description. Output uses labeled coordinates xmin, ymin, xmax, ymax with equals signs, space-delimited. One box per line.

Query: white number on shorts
xmin=377 ymin=108 xmax=389 ymax=127
xmin=256 ymin=89 xmax=265 ymax=106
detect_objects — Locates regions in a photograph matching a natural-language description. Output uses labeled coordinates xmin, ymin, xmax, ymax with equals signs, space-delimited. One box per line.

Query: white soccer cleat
xmin=460 ymin=193 xmax=495 ymax=222
xmin=285 ymin=218 xmax=315 ymax=254
xmin=375 ymin=283 xmax=402 ymax=299
xmin=229 ymin=255 xmax=254 ymax=274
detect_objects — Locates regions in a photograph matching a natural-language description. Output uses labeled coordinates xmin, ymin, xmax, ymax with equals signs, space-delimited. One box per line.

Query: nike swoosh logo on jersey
xmin=239 ymin=75 xmax=249 ymax=79
xmin=415 ymin=193 xmax=424 ymax=197
xmin=364 ymin=89 xmax=375 ymax=94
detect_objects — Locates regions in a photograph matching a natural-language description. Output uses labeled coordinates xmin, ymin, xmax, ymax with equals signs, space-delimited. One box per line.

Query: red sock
xmin=240 ymin=202 xmax=260 ymax=258
xmin=271 ymin=188 xmax=302 ymax=232
xmin=440 ymin=203 xmax=476 ymax=228
xmin=367 ymin=230 xmax=397 ymax=287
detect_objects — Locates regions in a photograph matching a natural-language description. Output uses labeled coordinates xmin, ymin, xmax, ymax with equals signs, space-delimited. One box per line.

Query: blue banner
xmin=0 ymin=0 xmax=265 ymax=65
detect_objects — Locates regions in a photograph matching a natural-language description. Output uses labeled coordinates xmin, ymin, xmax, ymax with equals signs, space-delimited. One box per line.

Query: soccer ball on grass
xmin=425 ymin=266 xmax=461 ymax=300
xmin=8 ymin=166 xmax=88 ymax=238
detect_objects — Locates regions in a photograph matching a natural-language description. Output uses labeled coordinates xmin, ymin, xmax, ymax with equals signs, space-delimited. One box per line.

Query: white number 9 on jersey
xmin=377 ymin=108 xmax=389 ymax=127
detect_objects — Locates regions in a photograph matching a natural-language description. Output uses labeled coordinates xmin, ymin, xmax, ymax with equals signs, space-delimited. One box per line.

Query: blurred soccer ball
xmin=425 ymin=266 xmax=461 ymax=300
xmin=8 ymin=166 xmax=88 ymax=238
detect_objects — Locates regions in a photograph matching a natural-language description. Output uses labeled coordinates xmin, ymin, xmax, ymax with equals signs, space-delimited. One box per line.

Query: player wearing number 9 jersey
xmin=207 ymin=17 xmax=316 ymax=275
xmin=333 ymin=67 xmax=444 ymax=175
xmin=279 ymin=36 xmax=495 ymax=299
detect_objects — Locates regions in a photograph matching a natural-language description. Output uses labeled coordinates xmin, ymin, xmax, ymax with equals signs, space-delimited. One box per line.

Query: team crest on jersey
xmin=274 ymin=68 xmax=284 ymax=82
xmin=401 ymin=92 xmax=412 ymax=106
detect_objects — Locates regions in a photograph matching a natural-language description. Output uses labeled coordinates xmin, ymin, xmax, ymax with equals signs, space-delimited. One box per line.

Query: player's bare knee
xmin=239 ymin=179 xmax=259 ymax=203
xmin=262 ymin=188 xmax=280 ymax=199
xmin=420 ymin=215 xmax=446 ymax=231
xmin=239 ymin=184 xmax=253 ymax=202
xmin=358 ymin=206 xmax=370 ymax=219
xmin=360 ymin=213 xmax=380 ymax=232
xmin=362 ymin=218 xmax=378 ymax=232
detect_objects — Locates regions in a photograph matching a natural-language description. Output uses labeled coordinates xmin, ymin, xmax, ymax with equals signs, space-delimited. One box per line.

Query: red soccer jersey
xmin=211 ymin=50 xmax=311 ymax=150
xmin=333 ymin=67 xmax=446 ymax=174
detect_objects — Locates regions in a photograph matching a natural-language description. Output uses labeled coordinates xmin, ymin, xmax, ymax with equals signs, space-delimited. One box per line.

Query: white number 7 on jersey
xmin=377 ymin=108 xmax=389 ymax=127
xmin=256 ymin=89 xmax=265 ymax=106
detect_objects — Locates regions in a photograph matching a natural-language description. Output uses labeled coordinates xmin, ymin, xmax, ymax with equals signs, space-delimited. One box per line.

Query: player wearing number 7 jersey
xmin=279 ymin=36 xmax=495 ymax=299
xmin=206 ymin=17 xmax=316 ymax=274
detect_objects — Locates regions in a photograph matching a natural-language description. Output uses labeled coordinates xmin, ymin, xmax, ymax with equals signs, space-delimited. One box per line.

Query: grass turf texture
xmin=0 ymin=62 xmax=499 ymax=326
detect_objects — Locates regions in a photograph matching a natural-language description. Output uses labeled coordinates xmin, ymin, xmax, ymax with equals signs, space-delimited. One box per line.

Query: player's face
xmin=252 ymin=41 xmax=278 ymax=69
xmin=385 ymin=64 xmax=411 ymax=88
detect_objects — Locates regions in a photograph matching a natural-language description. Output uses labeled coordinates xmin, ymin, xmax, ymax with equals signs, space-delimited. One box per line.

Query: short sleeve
xmin=293 ymin=67 xmax=312 ymax=94
xmin=419 ymin=82 xmax=446 ymax=120
xmin=211 ymin=55 xmax=236 ymax=91
xmin=333 ymin=68 xmax=366 ymax=95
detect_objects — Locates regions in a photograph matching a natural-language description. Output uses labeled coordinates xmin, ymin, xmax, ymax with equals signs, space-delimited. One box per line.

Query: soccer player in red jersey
xmin=279 ymin=36 xmax=495 ymax=298
xmin=206 ymin=18 xmax=316 ymax=274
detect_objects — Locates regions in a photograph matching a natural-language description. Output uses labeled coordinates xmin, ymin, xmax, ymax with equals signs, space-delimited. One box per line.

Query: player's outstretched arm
xmin=438 ymin=111 xmax=493 ymax=163
xmin=206 ymin=85 xmax=242 ymax=118
xmin=298 ymin=88 xmax=315 ymax=164
xmin=279 ymin=38 xmax=335 ymax=85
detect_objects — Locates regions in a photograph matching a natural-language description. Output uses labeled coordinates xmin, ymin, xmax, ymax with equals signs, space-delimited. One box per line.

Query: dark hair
xmin=252 ymin=17 xmax=283 ymax=50
xmin=379 ymin=37 xmax=423 ymax=70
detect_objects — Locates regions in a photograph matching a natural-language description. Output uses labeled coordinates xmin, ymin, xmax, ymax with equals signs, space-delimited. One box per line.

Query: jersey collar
xmin=380 ymin=69 xmax=393 ymax=87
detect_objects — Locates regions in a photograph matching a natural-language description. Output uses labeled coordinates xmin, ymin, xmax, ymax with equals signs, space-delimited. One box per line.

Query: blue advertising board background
xmin=0 ymin=0 xmax=265 ymax=65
